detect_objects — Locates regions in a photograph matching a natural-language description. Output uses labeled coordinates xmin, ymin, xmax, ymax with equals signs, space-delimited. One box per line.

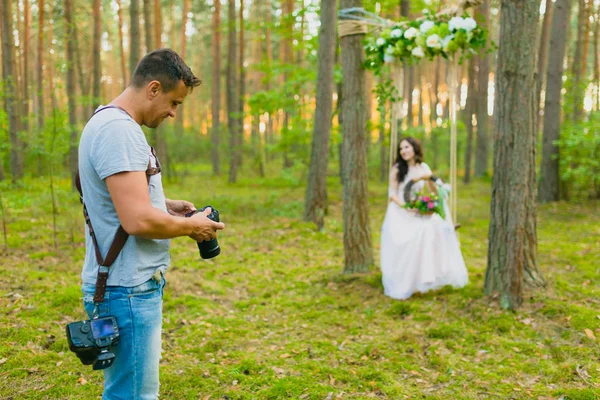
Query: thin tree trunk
xmin=536 ymin=0 xmax=552 ymax=132
xmin=227 ymin=0 xmax=239 ymax=183
xmin=539 ymin=0 xmax=572 ymax=202
xmin=92 ymin=0 xmax=101 ymax=110
xmin=340 ymin=0 xmax=373 ymax=273
xmin=474 ymin=0 xmax=490 ymax=177
xmin=154 ymin=0 xmax=161 ymax=47
xmin=117 ymin=0 xmax=127 ymax=88
xmin=143 ymin=0 xmax=154 ymax=52
xmin=304 ymin=0 xmax=336 ymax=230
xmin=265 ymin=0 xmax=273 ymax=162
xmin=211 ymin=0 xmax=221 ymax=175
xmin=1 ymin=0 xmax=22 ymax=181
xmin=130 ymin=0 xmax=141 ymax=74
xmin=175 ymin=0 xmax=190 ymax=136
xmin=581 ymin=0 xmax=592 ymax=78
xmin=22 ymin=0 xmax=30 ymax=134
xmin=37 ymin=0 xmax=44 ymax=130
xmin=281 ymin=0 xmax=294 ymax=169
xmin=463 ymin=57 xmax=477 ymax=183
xmin=485 ymin=0 xmax=544 ymax=310
xmin=595 ymin=5 xmax=599 ymax=112
xmin=238 ymin=0 xmax=245 ymax=168
xmin=65 ymin=0 xmax=78 ymax=189
xmin=571 ymin=0 xmax=587 ymax=122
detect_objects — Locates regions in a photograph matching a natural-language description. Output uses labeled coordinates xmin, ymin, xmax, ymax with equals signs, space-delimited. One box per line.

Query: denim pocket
xmin=129 ymin=279 xmax=163 ymax=300
xmin=82 ymin=291 xmax=111 ymax=319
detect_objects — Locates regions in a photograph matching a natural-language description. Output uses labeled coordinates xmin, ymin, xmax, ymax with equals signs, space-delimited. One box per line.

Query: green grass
xmin=0 ymin=166 xmax=599 ymax=399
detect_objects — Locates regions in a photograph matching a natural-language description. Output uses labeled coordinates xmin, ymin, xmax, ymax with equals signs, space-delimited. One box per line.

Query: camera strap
xmin=76 ymin=105 xmax=162 ymax=304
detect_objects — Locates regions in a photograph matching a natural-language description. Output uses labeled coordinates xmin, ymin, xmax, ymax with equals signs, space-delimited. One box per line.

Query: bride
xmin=380 ymin=137 xmax=468 ymax=300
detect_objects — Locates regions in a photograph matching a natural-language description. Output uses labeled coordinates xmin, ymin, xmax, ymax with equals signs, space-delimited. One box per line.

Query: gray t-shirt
xmin=78 ymin=106 xmax=170 ymax=287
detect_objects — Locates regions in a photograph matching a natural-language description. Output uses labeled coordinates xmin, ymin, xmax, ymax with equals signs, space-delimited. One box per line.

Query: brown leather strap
xmin=77 ymin=105 xmax=162 ymax=303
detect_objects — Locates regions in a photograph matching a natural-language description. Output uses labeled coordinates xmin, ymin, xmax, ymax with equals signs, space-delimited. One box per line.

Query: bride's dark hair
xmin=394 ymin=136 xmax=423 ymax=183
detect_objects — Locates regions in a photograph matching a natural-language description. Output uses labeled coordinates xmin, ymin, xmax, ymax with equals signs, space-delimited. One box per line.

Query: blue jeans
xmin=82 ymin=275 xmax=166 ymax=400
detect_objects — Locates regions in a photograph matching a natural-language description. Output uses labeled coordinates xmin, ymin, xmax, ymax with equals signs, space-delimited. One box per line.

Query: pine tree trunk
xmin=37 ymin=0 xmax=44 ymax=130
xmin=22 ymin=0 xmax=30 ymax=134
xmin=175 ymin=0 xmax=190 ymax=137
xmin=117 ymin=0 xmax=127 ymax=88
xmin=227 ymin=0 xmax=239 ymax=183
xmin=463 ymin=58 xmax=477 ymax=183
xmin=281 ymin=0 xmax=294 ymax=169
xmin=1 ymin=0 xmax=23 ymax=181
xmin=265 ymin=0 xmax=273 ymax=163
xmin=539 ymin=0 xmax=572 ymax=203
xmin=594 ymin=6 xmax=599 ymax=112
xmin=340 ymin=0 xmax=373 ymax=273
xmin=238 ymin=0 xmax=245 ymax=169
xmin=571 ymin=0 xmax=587 ymax=122
xmin=485 ymin=0 xmax=544 ymax=310
xmin=65 ymin=0 xmax=78 ymax=189
xmin=143 ymin=0 xmax=154 ymax=52
xmin=211 ymin=0 xmax=221 ymax=175
xmin=474 ymin=0 xmax=490 ymax=177
xmin=92 ymin=0 xmax=101 ymax=110
xmin=130 ymin=0 xmax=141 ymax=74
xmin=536 ymin=0 xmax=552 ymax=132
xmin=304 ymin=0 xmax=336 ymax=230
xmin=154 ymin=0 xmax=161 ymax=47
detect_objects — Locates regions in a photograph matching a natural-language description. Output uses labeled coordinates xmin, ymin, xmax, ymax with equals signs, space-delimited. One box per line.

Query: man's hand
xmin=188 ymin=207 xmax=225 ymax=242
xmin=166 ymin=199 xmax=196 ymax=217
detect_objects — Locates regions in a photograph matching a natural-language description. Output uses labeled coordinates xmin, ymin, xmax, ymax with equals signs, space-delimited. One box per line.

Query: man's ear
xmin=147 ymin=80 xmax=162 ymax=100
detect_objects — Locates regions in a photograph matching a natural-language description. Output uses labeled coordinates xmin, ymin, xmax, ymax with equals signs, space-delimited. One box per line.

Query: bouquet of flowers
xmin=403 ymin=188 xmax=446 ymax=219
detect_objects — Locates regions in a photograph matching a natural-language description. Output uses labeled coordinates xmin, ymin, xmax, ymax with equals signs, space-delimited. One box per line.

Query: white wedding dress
xmin=380 ymin=162 xmax=468 ymax=300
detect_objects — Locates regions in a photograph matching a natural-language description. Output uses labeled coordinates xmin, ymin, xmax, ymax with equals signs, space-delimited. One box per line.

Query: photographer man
xmin=78 ymin=48 xmax=224 ymax=399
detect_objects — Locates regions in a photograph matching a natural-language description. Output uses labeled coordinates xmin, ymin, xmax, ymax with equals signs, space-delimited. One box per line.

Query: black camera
xmin=66 ymin=316 xmax=120 ymax=370
xmin=185 ymin=205 xmax=221 ymax=259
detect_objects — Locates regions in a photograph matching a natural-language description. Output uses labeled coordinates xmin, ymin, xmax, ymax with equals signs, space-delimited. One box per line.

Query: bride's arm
xmin=388 ymin=165 xmax=403 ymax=206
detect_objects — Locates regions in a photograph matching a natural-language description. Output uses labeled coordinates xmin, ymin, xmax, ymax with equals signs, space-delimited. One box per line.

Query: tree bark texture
xmin=212 ymin=0 xmax=221 ymax=175
xmin=474 ymin=0 xmax=490 ymax=177
xmin=92 ymin=0 xmax=101 ymax=110
xmin=65 ymin=0 xmax=78 ymax=189
xmin=539 ymin=0 xmax=572 ymax=203
xmin=143 ymin=0 xmax=154 ymax=52
xmin=130 ymin=0 xmax=141 ymax=75
xmin=304 ymin=0 xmax=336 ymax=230
xmin=340 ymin=0 xmax=373 ymax=273
xmin=227 ymin=0 xmax=240 ymax=183
xmin=485 ymin=0 xmax=544 ymax=310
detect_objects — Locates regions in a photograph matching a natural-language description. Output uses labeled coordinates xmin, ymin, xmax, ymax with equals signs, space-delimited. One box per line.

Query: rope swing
xmin=338 ymin=0 xmax=485 ymax=226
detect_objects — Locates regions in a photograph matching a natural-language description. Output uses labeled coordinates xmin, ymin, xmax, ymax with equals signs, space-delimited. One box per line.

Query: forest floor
xmin=0 ymin=166 xmax=599 ymax=399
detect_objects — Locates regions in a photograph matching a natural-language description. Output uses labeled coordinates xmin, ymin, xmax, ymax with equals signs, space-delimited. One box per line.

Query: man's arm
xmin=106 ymin=171 xmax=223 ymax=241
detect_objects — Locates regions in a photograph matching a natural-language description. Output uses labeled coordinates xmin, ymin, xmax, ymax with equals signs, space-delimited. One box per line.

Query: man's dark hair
xmin=131 ymin=48 xmax=202 ymax=93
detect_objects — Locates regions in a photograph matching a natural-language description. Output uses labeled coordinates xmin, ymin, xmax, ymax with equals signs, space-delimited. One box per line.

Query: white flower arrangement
xmin=364 ymin=12 xmax=489 ymax=72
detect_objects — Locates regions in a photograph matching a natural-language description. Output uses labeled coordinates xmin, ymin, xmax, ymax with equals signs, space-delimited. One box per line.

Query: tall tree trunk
xmin=143 ymin=0 xmax=154 ymax=52
xmin=474 ymin=0 xmax=490 ymax=177
xmin=117 ymin=0 xmax=127 ymax=88
xmin=581 ymin=0 xmax=592 ymax=78
xmin=304 ymin=0 xmax=336 ymax=230
xmin=227 ymin=0 xmax=239 ymax=183
xmin=340 ymin=0 xmax=373 ymax=273
xmin=485 ymin=0 xmax=544 ymax=310
xmin=154 ymin=0 xmax=161 ymax=48
xmin=1 ymin=0 xmax=22 ymax=181
xmin=130 ymin=0 xmax=141 ymax=74
xmin=92 ymin=0 xmax=101 ymax=110
xmin=238 ymin=0 xmax=245 ymax=168
xmin=463 ymin=57 xmax=477 ymax=183
xmin=65 ymin=0 xmax=78 ymax=189
xmin=539 ymin=0 xmax=572 ymax=202
xmin=265 ymin=0 xmax=273 ymax=162
xmin=536 ymin=0 xmax=552 ymax=131
xmin=22 ymin=0 xmax=30 ymax=134
xmin=379 ymin=97 xmax=387 ymax=182
xmin=211 ymin=0 xmax=221 ymax=175
xmin=37 ymin=0 xmax=45 ymax=130
xmin=281 ymin=0 xmax=294 ymax=168
xmin=595 ymin=5 xmax=599 ymax=112
xmin=175 ymin=0 xmax=190 ymax=137
xmin=571 ymin=0 xmax=587 ymax=122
